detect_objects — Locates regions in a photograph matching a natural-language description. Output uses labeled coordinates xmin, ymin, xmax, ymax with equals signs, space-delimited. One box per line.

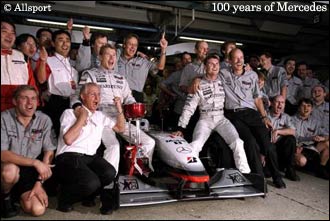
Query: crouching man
xmin=55 ymin=83 xmax=125 ymax=214
xmin=1 ymin=85 xmax=57 ymax=218
xmin=173 ymin=54 xmax=250 ymax=174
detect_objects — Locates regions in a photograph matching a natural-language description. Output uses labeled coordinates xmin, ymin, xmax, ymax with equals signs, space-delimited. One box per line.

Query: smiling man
xmin=1 ymin=85 xmax=57 ymax=218
xmin=35 ymin=29 xmax=79 ymax=137
xmin=267 ymin=95 xmax=299 ymax=181
xmin=173 ymin=53 xmax=250 ymax=174
xmin=221 ymin=48 xmax=286 ymax=188
xmin=1 ymin=18 xmax=36 ymax=112
xmin=71 ymin=44 xmax=156 ymax=179
xmin=56 ymin=83 xmax=125 ymax=214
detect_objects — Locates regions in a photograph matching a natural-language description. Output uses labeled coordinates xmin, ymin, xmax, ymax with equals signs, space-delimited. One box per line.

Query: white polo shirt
xmin=47 ymin=52 xmax=79 ymax=97
xmin=56 ymin=106 xmax=115 ymax=156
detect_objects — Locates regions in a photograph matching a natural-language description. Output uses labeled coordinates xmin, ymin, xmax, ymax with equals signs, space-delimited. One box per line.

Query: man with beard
xmin=36 ymin=30 xmax=79 ymax=137
xmin=284 ymin=58 xmax=303 ymax=115
xmin=268 ymin=95 xmax=299 ymax=181
xmin=221 ymin=48 xmax=286 ymax=188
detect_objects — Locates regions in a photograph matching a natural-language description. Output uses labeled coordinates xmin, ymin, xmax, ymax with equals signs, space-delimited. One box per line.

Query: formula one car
xmin=114 ymin=129 xmax=266 ymax=208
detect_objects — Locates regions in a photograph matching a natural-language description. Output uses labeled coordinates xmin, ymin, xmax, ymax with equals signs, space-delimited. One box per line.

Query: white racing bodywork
xmin=117 ymin=127 xmax=266 ymax=207
xmin=148 ymin=130 xmax=207 ymax=180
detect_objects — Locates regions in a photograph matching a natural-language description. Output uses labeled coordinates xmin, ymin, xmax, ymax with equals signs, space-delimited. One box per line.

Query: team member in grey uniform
xmin=259 ymin=52 xmax=288 ymax=99
xmin=159 ymin=52 xmax=192 ymax=123
xmin=284 ymin=58 xmax=303 ymax=115
xmin=297 ymin=62 xmax=320 ymax=100
xmin=71 ymin=44 xmax=155 ymax=174
xmin=75 ymin=26 xmax=108 ymax=73
xmin=1 ymin=85 xmax=57 ymax=218
xmin=220 ymin=41 xmax=236 ymax=69
xmin=292 ymin=98 xmax=329 ymax=179
xmin=173 ymin=54 xmax=250 ymax=173
xmin=117 ymin=33 xmax=168 ymax=102
xmin=267 ymin=95 xmax=299 ymax=181
xmin=311 ymin=85 xmax=329 ymax=136
xmin=221 ymin=48 xmax=286 ymax=188
xmin=179 ymin=41 xmax=208 ymax=94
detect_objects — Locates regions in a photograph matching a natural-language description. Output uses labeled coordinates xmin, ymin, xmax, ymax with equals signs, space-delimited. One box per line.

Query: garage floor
xmin=2 ymin=171 xmax=329 ymax=220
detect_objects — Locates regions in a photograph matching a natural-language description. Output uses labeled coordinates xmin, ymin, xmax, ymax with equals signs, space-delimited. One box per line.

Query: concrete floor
xmin=3 ymin=171 xmax=329 ymax=220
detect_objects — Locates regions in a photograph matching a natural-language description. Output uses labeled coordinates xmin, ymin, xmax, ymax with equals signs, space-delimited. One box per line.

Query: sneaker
xmin=1 ymin=195 xmax=19 ymax=218
xmin=273 ymin=177 xmax=286 ymax=189
xmin=285 ymin=167 xmax=300 ymax=181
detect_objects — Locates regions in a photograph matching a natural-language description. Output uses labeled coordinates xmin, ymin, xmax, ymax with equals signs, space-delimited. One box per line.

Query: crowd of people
xmin=1 ymin=16 xmax=329 ymax=218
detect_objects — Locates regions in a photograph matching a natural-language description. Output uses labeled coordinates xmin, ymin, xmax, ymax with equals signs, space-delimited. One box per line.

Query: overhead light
xmin=26 ymin=19 xmax=114 ymax=31
xmin=179 ymin=36 xmax=243 ymax=46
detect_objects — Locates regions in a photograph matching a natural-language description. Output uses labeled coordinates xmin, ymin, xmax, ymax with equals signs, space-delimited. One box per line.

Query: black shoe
xmin=273 ymin=177 xmax=286 ymax=189
xmin=100 ymin=187 xmax=116 ymax=215
xmin=81 ymin=198 xmax=96 ymax=207
xmin=56 ymin=203 xmax=74 ymax=213
xmin=285 ymin=167 xmax=300 ymax=181
xmin=1 ymin=195 xmax=19 ymax=218
xmin=100 ymin=205 xmax=113 ymax=215
xmin=316 ymin=165 xmax=329 ymax=180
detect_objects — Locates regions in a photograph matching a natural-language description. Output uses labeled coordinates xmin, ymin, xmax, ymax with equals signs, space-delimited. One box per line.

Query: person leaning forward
xmin=55 ymin=82 xmax=125 ymax=214
xmin=1 ymin=85 xmax=57 ymax=218
xmin=221 ymin=48 xmax=286 ymax=189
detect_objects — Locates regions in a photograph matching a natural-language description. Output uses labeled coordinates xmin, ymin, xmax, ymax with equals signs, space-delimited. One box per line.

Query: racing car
xmin=112 ymin=121 xmax=267 ymax=208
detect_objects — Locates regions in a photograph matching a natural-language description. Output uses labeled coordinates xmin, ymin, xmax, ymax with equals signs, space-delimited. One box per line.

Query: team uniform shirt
xmin=75 ymin=44 xmax=121 ymax=73
xmin=287 ymin=75 xmax=303 ymax=105
xmin=1 ymin=108 xmax=57 ymax=159
xmin=56 ymin=106 xmax=115 ymax=157
xmin=179 ymin=60 xmax=205 ymax=88
xmin=264 ymin=65 xmax=288 ymax=98
xmin=38 ymin=52 xmax=79 ymax=97
xmin=268 ymin=112 xmax=296 ymax=140
xmin=1 ymin=49 xmax=36 ymax=111
xmin=220 ymin=60 xmax=231 ymax=69
xmin=178 ymin=75 xmax=251 ymax=173
xmin=292 ymin=114 xmax=323 ymax=147
xmin=260 ymin=87 xmax=270 ymax=113
xmin=299 ymin=77 xmax=320 ymax=99
xmin=324 ymin=79 xmax=329 ymax=91
xmin=179 ymin=75 xmax=225 ymax=128
xmin=117 ymin=55 xmax=158 ymax=92
xmin=311 ymin=101 xmax=329 ymax=135
xmin=161 ymin=70 xmax=187 ymax=114
xmin=220 ymin=68 xmax=261 ymax=110
xmin=71 ymin=67 xmax=136 ymax=118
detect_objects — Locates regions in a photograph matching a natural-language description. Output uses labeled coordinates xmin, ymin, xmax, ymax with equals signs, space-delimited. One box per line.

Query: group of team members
xmin=1 ymin=16 xmax=329 ymax=219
